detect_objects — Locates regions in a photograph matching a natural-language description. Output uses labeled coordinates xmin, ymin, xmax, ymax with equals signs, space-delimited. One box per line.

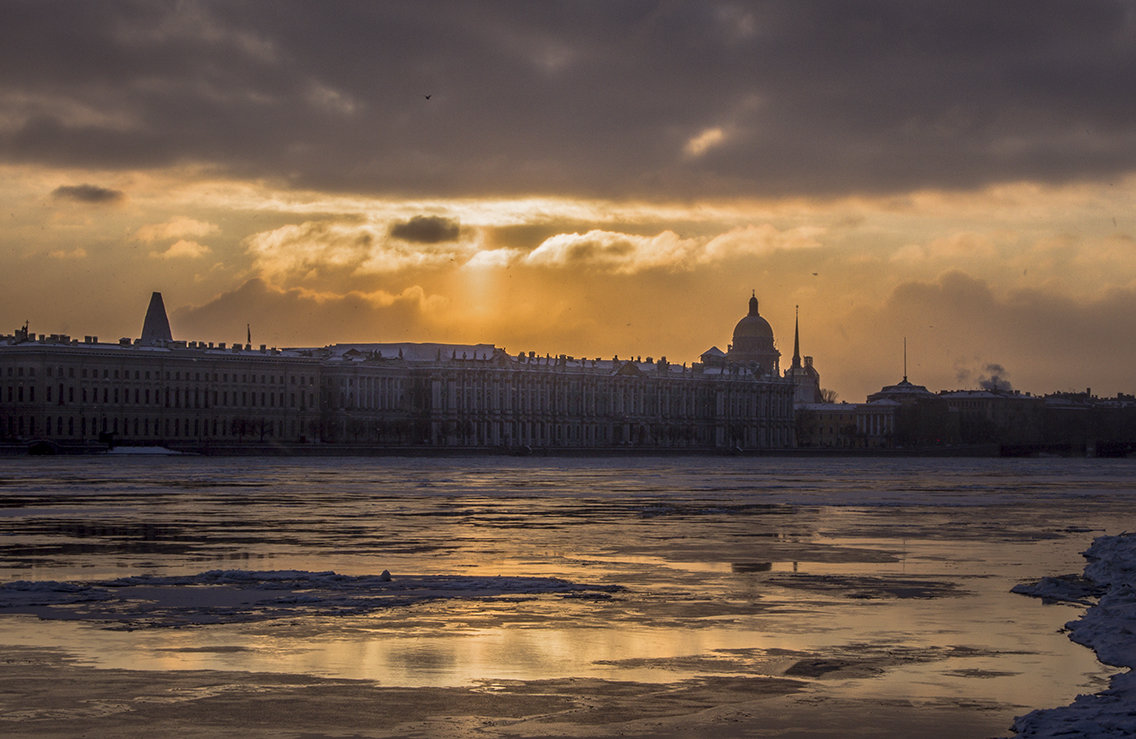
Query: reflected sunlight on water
xmin=1 ymin=455 xmax=1133 ymax=718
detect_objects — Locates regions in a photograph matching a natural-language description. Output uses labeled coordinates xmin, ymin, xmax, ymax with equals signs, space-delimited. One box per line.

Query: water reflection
xmin=0 ymin=456 xmax=1133 ymax=722
xmin=730 ymin=562 xmax=773 ymax=573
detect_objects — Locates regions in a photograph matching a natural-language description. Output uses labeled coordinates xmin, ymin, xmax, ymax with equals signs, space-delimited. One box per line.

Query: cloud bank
xmin=3 ymin=2 xmax=1134 ymax=198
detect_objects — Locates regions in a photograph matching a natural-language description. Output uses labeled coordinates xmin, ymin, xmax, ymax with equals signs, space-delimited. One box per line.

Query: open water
xmin=1 ymin=455 xmax=1134 ymax=729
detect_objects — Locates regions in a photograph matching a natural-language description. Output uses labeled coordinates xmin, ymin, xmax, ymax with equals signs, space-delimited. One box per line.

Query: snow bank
xmin=1011 ymin=533 xmax=1136 ymax=737
xmin=0 ymin=569 xmax=622 ymax=628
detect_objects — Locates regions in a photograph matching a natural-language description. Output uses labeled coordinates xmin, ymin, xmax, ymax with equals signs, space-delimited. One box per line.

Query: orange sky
xmin=3 ymin=3 xmax=1135 ymax=401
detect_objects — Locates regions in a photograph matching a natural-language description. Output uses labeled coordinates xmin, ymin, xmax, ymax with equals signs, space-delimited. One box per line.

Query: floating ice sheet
xmin=0 ymin=569 xmax=622 ymax=629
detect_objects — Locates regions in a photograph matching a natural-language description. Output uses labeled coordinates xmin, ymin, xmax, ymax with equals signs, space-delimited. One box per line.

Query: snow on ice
xmin=1012 ymin=533 xmax=1136 ymax=737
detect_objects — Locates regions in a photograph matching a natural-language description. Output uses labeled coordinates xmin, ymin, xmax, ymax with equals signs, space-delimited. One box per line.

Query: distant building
xmin=783 ymin=306 xmax=822 ymax=406
xmin=866 ymin=376 xmax=936 ymax=404
xmin=722 ymin=292 xmax=781 ymax=375
xmin=0 ymin=292 xmax=796 ymax=452
xmin=1039 ymin=391 xmax=1136 ymax=456
xmin=939 ymin=389 xmax=1044 ymax=445
xmin=798 ymin=370 xmax=958 ymax=450
xmin=794 ymin=400 xmax=897 ymax=449
xmin=794 ymin=402 xmax=857 ymax=448
xmin=0 ymin=318 xmax=321 ymax=446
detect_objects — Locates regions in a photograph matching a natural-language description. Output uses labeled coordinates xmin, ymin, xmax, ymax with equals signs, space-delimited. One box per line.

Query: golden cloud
xmin=524 ymin=230 xmax=692 ymax=273
xmin=684 ymin=126 xmax=727 ymax=158
xmin=522 ymin=224 xmax=823 ymax=274
xmin=133 ymin=216 xmax=220 ymax=243
xmin=48 ymin=247 xmax=88 ymax=260
xmin=151 ymin=239 xmax=212 ymax=259
xmin=243 ymin=218 xmax=827 ymax=283
xmin=244 ymin=221 xmax=476 ymax=287
xmin=890 ymin=231 xmax=1000 ymax=264
xmin=463 ymin=247 xmax=522 ymax=269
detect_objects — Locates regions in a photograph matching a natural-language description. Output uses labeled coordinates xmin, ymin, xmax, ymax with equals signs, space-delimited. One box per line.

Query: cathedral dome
xmin=732 ymin=295 xmax=774 ymax=346
xmin=726 ymin=293 xmax=780 ymax=373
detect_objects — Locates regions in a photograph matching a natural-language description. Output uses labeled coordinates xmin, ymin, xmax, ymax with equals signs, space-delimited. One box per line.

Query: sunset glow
xmin=3 ymin=3 xmax=1134 ymax=400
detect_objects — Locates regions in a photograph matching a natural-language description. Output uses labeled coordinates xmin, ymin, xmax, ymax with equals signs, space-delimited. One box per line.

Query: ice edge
xmin=1011 ymin=532 xmax=1136 ymax=737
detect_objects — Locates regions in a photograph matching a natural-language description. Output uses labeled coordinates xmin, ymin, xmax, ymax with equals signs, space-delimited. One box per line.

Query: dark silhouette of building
xmin=784 ymin=306 xmax=822 ymax=405
xmin=724 ymin=292 xmax=781 ymax=375
xmin=1 ymin=292 xmax=796 ymax=451
xmin=140 ymin=292 xmax=173 ymax=344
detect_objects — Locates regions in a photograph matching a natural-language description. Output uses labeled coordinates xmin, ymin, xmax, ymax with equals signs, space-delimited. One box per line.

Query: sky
xmin=3 ymin=1 xmax=1135 ymax=401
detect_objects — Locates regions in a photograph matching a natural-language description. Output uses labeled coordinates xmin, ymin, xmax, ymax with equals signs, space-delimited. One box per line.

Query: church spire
xmin=791 ymin=305 xmax=801 ymax=369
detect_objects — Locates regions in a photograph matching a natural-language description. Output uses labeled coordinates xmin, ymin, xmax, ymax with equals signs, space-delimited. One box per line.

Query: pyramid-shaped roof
xmin=140 ymin=292 xmax=173 ymax=344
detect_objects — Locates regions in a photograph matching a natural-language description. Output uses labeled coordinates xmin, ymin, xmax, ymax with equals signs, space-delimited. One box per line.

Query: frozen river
xmin=1 ymin=455 xmax=1133 ymax=736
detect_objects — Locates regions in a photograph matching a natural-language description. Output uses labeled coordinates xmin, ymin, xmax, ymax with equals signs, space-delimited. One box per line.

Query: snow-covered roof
xmin=322 ymin=342 xmax=499 ymax=362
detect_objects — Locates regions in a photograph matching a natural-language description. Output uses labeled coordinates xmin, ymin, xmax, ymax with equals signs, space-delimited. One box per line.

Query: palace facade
xmin=1 ymin=292 xmax=797 ymax=452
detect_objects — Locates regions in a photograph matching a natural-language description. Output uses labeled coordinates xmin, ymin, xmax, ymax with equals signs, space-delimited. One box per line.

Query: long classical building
xmin=1 ymin=292 xmax=796 ymax=452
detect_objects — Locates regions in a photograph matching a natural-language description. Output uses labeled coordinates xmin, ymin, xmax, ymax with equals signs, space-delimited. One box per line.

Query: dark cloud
xmin=172 ymin=279 xmax=435 ymax=347
xmin=51 ymin=184 xmax=125 ymax=204
xmin=4 ymin=2 xmax=1136 ymax=198
xmin=831 ymin=271 xmax=1136 ymax=398
xmin=389 ymin=215 xmax=460 ymax=244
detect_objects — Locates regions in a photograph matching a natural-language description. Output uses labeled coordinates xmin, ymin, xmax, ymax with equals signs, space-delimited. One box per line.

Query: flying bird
xmin=424 ymin=94 xmax=432 ymax=100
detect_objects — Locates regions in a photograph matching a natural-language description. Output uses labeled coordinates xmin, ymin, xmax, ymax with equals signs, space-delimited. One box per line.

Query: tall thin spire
xmin=140 ymin=292 xmax=173 ymax=344
xmin=903 ymin=336 xmax=908 ymax=382
xmin=791 ymin=305 xmax=801 ymax=369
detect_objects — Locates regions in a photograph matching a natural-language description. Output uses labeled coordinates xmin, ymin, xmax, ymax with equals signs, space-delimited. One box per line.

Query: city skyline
xmin=3 ymin=2 xmax=1135 ymax=401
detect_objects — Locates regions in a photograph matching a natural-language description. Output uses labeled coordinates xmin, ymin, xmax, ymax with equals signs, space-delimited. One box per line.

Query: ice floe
xmin=1011 ymin=533 xmax=1136 ymax=737
xmin=0 ymin=569 xmax=621 ymax=628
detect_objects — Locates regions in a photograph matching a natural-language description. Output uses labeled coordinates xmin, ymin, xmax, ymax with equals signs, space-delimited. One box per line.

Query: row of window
xmin=4 ymin=363 xmax=315 ymax=386
xmin=4 ymin=384 xmax=316 ymax=410
xmin=4 ymin=414 xmax=308 ymax=440
xmin=425 ymin=419 xmax=789 ymax=447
